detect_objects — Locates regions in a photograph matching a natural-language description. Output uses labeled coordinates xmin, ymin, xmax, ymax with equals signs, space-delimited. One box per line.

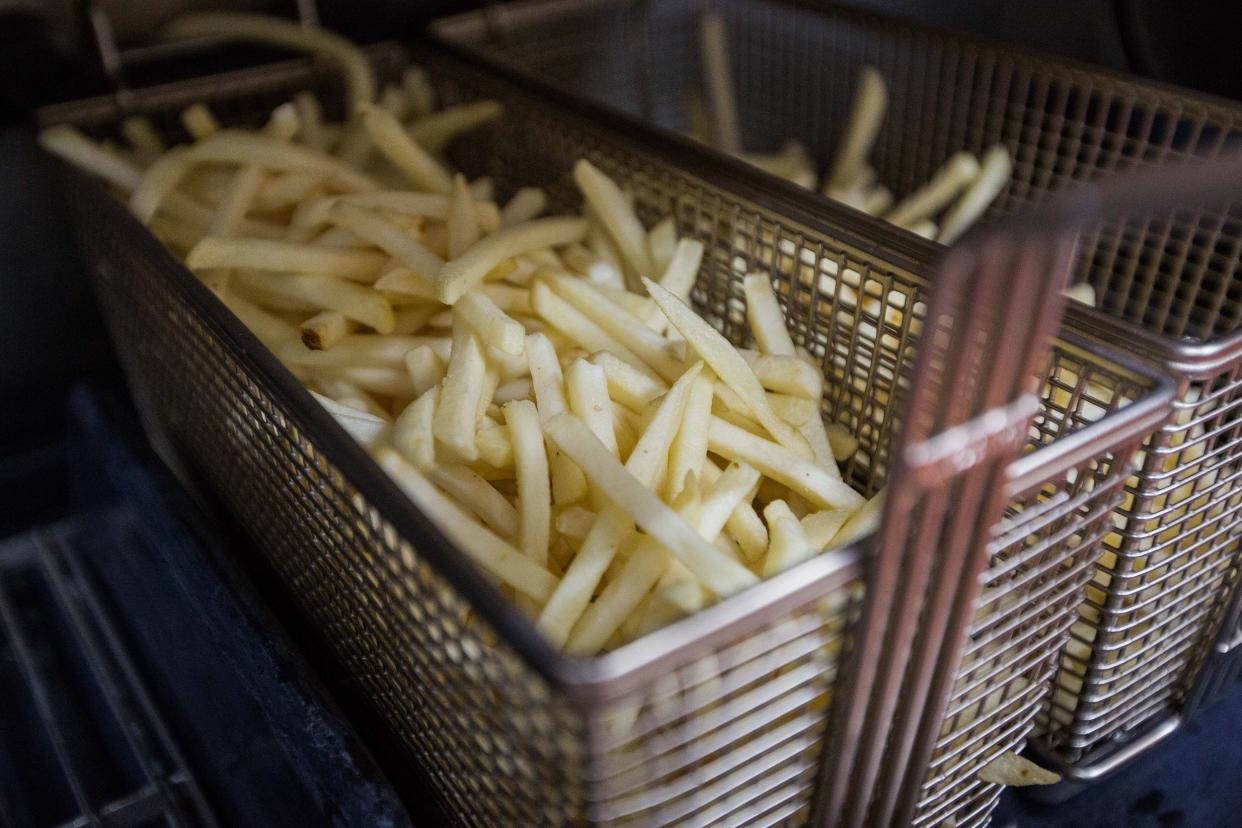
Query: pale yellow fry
xmin=318 ymin=365 xmax=413 ymax=397
xmin=862 ymin=185 xmax=893 ymax=216
xmin=701 ymin=458 xmax=767 ymax=562
xmin=767 ymin=393 xmax=818 ymax=425
xmin=826 ymin=422 xmax=860 ymax=462
xmin=938 ymin=145 xmax=1012 ymax=245
xmin=210 ymin=164 xmax=265 ymax=237
xmin=977 ymin=752 xmax=1061 ymax=787
xmin=475 ymin=424 xmax=514 ymax=469
xmin=358 ymin=103 xmax=452 ymax=193
xmin=698 ymin=12 xmax=742 ymax=154
xmin=647 ymin=217 xmax=678 ymax=276
xmin=436 ymin=217 xmax=589 ymax=304
xmin=646 ymin=278 xmax=809 ymax=455
xmin=278 ymin=335 xmax=445 ymax=370
xmin=454 ymin=290 xmax=526 ymax=356
xmin=743 ymin=273 xmax=796 ymax=356
xmin=590 ymin=351 xmax=668 ymax=411
xmin=657 ymin=238 xmax=705 ymax=301
xmin=699 ymin=462 xmax=761 ymax=540
xmin=762 ymin=500 xmax=816 ymax=577
xmin=235 ymin=272 xmax=393 ymax=333
xmin=573 ymin=160 xmax=652 ymax=283
xmin=431 ymin=317 xmax=486 ymax=462
xmin=708 ymin=417 xmax=863 ymax=510
xmin=375 ymin=268 xmax=437 ymax=300
xmin=402 ymin=66 xmax=435 ymax=119
xmin=186 ymin=236 xmax=386 ymax=280
xmin=301 ymin=310 xmax=352 ymax=350
xmin=448 ymin=174 xmax=480 ymax=259
xmin=801 ymin=509 xmax=852 ymax=550
xmin=504 ymin=399 xmax=551 ymax=565
xmin=405 ymin=345 xmax=446 ymax=396
xmin=555 ymin=506 xmax=596 ymax=543
xmin=310 ymin=390 xmax=390 ymax=448
xmin=1064 ymin=283 xmax=1097 ymax=306
xmin=377 ymin=449 xmax=556 ymax=602
xmin=120 ymin=116 xmax=164 ymax=163
xmin=886 ymin=152 xmax=980 ymax=228
xmin=393 ymin=387 xmax=438 ymax=469
xmin=826 ymin=66 xmax=887 ymax=190
xmin=566 ymin=359 xmax=617 ymax=457
xmin=130 ymin=148 xmax=192 ymax=222
xmin=543 ymin=272 xmax=684 ymax=380
xmin=39 ymin=125 xmax=143 ymax=192
xmin=165 ymin=13 xmax=375 ymax=113
xmin=180 ymin=104 xmax=219 ymax=140
xmin=665 ymin=370 xmax=715 ymax=499
xmin=478 ymin=283 xmax=531 ymax=315
xmin=531 ymin=281 xmax=651 ymax=373
xmin=408 ymin=100 xmax=503 ymax=153
xmin=526 ymin=333 xmax=589 ymax=506
xmin=474 ymin=368 xmax=499 ymax=427
xmin=312 ymin=378 xmax=388 ymax=419
xmin=430 ymin=464 xmax=519 ymax=538
xmin=739 ymin=349 xmax=823 ymax=399
xmin=328 ymin=201 xmax=444 ymax=279
xmin=568 ymin=537 xmax=666 ymax=655
xmin=545 ymin=413 xmax=758 ymax=596
xmin=221 ymin=292 xmax=297 ymax=348
xmin=829 ymin=489 xmax=883 ymax=548
xmin=184 ymin=131 xmax=377 ymax=192
xmin=495 ymin=187 xmax=546 ymax=229
xmin=799 ymin=409 xmax=838 ymax=472
xmin=293 ymin=91 xmax=327 ymax=150
xmin=535 ymin=364 xmax=701 ymax=645
xmin=391 ymin=304 xmax=440 ymax=336
xmin=494 ymin=377 xmax=532 ymax=404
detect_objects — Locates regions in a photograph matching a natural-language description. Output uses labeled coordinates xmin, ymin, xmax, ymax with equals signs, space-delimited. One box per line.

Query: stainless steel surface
xmin=433 ymin=0 xmax=1242 ymax=792
xmin=38 ymin=41 xmax=1172 ymax=826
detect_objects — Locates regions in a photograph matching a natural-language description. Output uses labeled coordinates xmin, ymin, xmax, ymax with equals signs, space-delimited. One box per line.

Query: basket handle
xmin=817 ymin=152 xmax=1242 ymax=827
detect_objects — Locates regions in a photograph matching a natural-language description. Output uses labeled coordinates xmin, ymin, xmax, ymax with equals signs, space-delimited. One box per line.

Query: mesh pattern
xmin=435 ymin=0 xmax=1242 ymax=771
xmin=47 ymin=46 xmax=1158 ymax=826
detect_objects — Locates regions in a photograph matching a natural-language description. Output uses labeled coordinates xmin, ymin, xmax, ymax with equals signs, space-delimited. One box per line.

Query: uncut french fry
xmin=39 ymin=125 xmax=143 ymax=192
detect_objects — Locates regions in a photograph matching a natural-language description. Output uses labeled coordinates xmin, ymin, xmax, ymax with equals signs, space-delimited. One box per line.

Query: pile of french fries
xmin=41 ymin=13 xmax=883 ymax=655
xmin=696 ymin=12 xmax=1012 ymax=245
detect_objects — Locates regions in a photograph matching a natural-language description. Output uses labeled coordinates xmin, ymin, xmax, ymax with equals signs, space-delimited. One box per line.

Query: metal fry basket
xmin=39 ymin=40 xmax=1173 ymax=826
xmin=433 ymin=0 xmax=1242 ymax=791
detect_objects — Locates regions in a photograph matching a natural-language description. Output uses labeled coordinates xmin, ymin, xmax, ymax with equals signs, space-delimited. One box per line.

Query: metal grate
xmin=40 ymin=43 xmax=1169 ymax=826
xmin=433 ymin=0 xmax=1242 ymax=782
xmin=0 ymin=524 xmax=216 ymax=828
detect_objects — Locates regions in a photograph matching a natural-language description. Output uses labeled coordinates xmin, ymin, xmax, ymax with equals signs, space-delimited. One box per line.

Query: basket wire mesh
xmin=433 ymin=0 xmax=1242 ymax=783
xmin=39 ymin=41 xmax=1172 ymax=826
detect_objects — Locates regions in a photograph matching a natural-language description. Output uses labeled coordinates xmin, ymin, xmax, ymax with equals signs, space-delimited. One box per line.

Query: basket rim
xmin=430 ymin=0 xmax=1242 ymax=360
xmin=37 ymin=44 xmax=1173 ymax=703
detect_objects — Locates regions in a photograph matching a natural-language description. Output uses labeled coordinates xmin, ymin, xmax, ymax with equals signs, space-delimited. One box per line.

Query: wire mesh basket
xmin=38 ymin=40 xmax=1173 ymax=826
xmin=433 ymin=0 xmax=1242 ymax=785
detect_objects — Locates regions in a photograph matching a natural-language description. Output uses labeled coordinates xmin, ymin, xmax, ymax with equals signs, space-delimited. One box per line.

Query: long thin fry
xmin=505 ymin=399 xmax=551 ymax=565
xmin=826 ymin=67 xmax=888 ymax=191
xmin=328 ymin=201 xmax=444 ymax=278
xmin=429 ymin=464 xmax=519 ymax=538
xmin=393 ymin=387 xmax=438 ymax=468
xmin=500 ymin=187 xmax=548 ymax=227
xmin=448 ymin=174 xmax=481 ymax=259
xmin=433 ymin=316 xmax=487 ymax=462
xmin=436 ymin=217 xmax=589 ymax=304
xmin=410 ymin=100 xmax=504 ymax=153
xmin=658 ymin=238 xmax=705 ymax=302
xmin=185 ymin=131 xmax=378 ymax=192
xmin=187 ymin=236 xmax=386 ymax=280
xmin=762 ymin=500 xmax=815 ymax=577
xmin=665 ymin=369 xmax=714 ymax=499
xmin=526 ymin=333 xmax=589 ymax=506
xmin=698 ymin=12 xmax=742 ymax=155
xmin=573 ymin=160 xmax=652 ymax=283
xmin=359 ymin=103 xmax=452 ymax=193
xmin=39 ymin=126 xmax=142 ymax=192
xmin=886 ymin=151 xmax=980 ymax=228
xmin=235 ymin=272 xmax=393 ymax=333
xmin=938 ymin=145 xmax=1012 ymax=244
xmin=743 ymin=273 xmax=796 ymax=356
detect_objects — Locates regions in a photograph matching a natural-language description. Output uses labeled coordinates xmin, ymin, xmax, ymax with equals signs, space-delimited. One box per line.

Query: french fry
xmin=390 ymin=304 xmax=440 ymax=336
xmin=801 ymin=509 xmax=852 ymax=550
xmin=555 ymin=506 xmax=597 ymax=543
xmin=408 ymin=99 xmax=503 ymax=152
xmin=573 ymin=160 xmax=652 ymax=285
xmin=826 ymin=422 xmax=859 ymax=462
xmin=657 ymin=238 xmax=705 ymax=302
xmin=526 ymin=333 xmax=589 ymax=506
xmin=743 ymin=273 xmax=797 ymax=356
xmin=590 ymin=351 xmax=668 ymax=410
xmin=977 ymin=752 xmax=1060 ymax=787
xmin=886 ymin=151 xmax=981 ymax=228
xmin=311 ymin=390 xmax=390 ymax=448
xmin=187 ymin=236 xmax=386 ymax=280
xmin=130 ymin=148 xmax=192 ymax=222
xmin=739 ymin=349 xmax=823 ymax=399
xmin=318 ymin=365 xmax=415 ymax=397
xmin=405 ymin=345 xmax=446 ymax=396
xmin=39 ymin=126 xmax=143 ymax=192
xmin=456 ymin=289 xmax=525 ymax=355
xmin=235 ymin=272 xmax=394 ymax=333
xmin=646 ymin=278 xmax=811 ymax=456
xmin=647 ymin=218 xmax=679 ymax=277
xmin=328 ymin=201 xmax=444 ymax=279
xmin=448 ymin=174 xmax=481 ymax=259
xmin=566 ymin=359 xmax=618 ymax=457
xmin=665 ymin=369 xmax=715 ymax=499
xmin=180 ymin=104 xmax=220 ymax=140
xmin=829 ymin=489 xmax=883 ymax=547
xmin=377 ymin=449 xmax=556 ymax=602
xmin=475 ymin=422 xmax=514 ymax=469
xmin=494 ymin=377 xmax=533 ymax=404
xmin=504 ymin=399 xmax=551 ymax=565
xmin=278 ymin=334 xmax=438 ymax=370
xmin=545 ymin=411 xmax=757 ymax=597
xmin=429 ymin=463 xmax=519 ymax=538
xmin=301 ymin=310 xmax=352 ymax=350
xmin=402 ymin=66 xmax=436 ymax=119
xmin=393 ymin=386 xmax=438 ymax=469
xmin=938 ymin=145 xmax=1012 ymax=244
xmin=499 ymin=187 xmax=548 ymax=227
xmin=220 ymin=292 xmax=297 ymax=348
xmin=708 ymin=416 xmax=864 ymax=510
xmin=436 ymin=217 xmax=589 ymax=304
xmin=313 ymin=377 xmax=389 ymax=419
xmin=531 ymin=280 xmax=653 ymax=373
xmin=358 ymin=103 xmax=452 ymax=193
xmin=826 ymin=67 xmax=887 ymax=191
xmin=697 ymin=12 xmax=742 ymax=155
xmin=293 ymin=91 xmax=326 ymax=151
xmin=185 ymin=131 xmax=378 ymax=192
xmin=761 ymin=500 xmax=815 ymax=576
xmin=121 ymin=116 xmax=165 ymax=164
xmin=433 ymin=317 xmax=487 ymax=462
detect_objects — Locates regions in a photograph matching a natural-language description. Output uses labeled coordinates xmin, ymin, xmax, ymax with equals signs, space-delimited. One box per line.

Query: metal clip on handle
xmin=814 ymin=152 xmax=1242 ymax=827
